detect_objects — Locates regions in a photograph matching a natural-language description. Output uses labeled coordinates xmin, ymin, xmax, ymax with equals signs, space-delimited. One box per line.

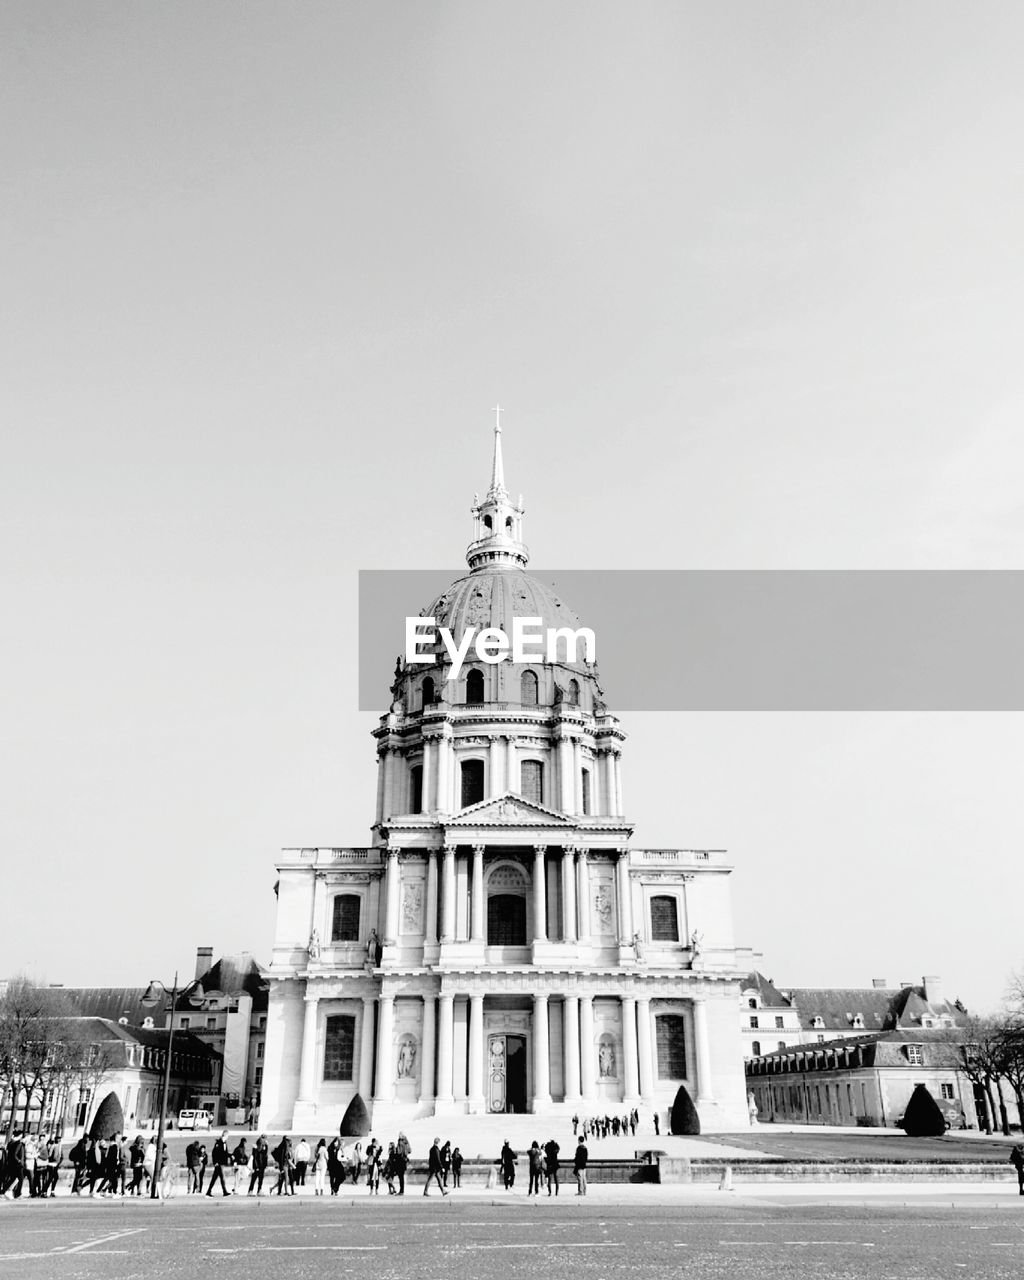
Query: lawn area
xmin=689 ymin=1130 xmax=1019 ymax=1163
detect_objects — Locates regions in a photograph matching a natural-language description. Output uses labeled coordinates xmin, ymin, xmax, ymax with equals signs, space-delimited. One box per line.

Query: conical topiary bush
xmin=670 ymin=1084 xmax=701 ymax=1135
xmin=339 ymin=1093 xmax=370 ymax=1137
xmin=899 ymin=1084 xmax=946 ymax=1137
xmin=88 ymin=1091 xmax=125 ymax=1139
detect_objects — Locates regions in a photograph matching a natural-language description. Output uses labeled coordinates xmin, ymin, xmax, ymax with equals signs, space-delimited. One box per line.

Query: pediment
xmin=446 ymin=791 xmax=572 ymax=827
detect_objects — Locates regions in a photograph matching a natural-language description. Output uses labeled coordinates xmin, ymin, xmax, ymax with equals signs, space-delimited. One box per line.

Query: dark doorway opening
xmin=505 ymin=1034 xmax=527 ymax=1114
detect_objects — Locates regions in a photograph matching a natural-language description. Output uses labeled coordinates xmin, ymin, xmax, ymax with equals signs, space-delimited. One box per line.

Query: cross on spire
xmin=492 ymin=403 xmax=502 ymax=432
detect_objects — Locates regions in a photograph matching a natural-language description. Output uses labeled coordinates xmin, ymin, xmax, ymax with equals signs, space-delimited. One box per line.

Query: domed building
xmin=260 ymin=425 xmax=750 ymax=1131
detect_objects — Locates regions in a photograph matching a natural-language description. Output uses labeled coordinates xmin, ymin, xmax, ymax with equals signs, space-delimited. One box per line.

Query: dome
xmin=421 ymin=568 xmax=584 ymax=648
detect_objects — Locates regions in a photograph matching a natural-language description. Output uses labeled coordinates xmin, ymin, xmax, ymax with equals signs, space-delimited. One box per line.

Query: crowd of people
xmin=1 ymin=1116 xmax=641 ymax=1201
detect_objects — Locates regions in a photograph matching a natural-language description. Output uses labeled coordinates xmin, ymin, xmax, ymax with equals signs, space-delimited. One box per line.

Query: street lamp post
xmin=141 ymin=973 xmax=179 ymax=1199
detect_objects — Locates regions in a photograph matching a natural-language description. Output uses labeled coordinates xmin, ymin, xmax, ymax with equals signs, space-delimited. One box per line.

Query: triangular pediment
xmin=447 ymin=791 xmax=573 ymax=826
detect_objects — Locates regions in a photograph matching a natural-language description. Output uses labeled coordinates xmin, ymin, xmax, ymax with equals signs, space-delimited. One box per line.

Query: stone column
xmin=488 ymin=735 xmax=502 ymax=797
xmin=505 ymin=734 xmax=518 ymax=793
xmin=637 ymin=997 xmax=655 ymax=1097
xmin=436 ymin=731 xmax=450 ymax=815
xmin=576 ymin=850 xmax=591 ymax=942
xmin=470 ymin=844 xmax=486 ymax=943
xmin=468 ymin=993 xmax=485 ymax=1109
xmin=441 ymin=844 xmax=457 ymax=943
xmin=561 ymin=848 xmax=577 ymax=942
xmin=579 ymin=996 xmax=596 ymax=1101
xmin=622 ymin=996 xmax=640 ymax=1099
xmin=375 ymin=747 xmax=387 ymax=824
xmin=424 ymin=850 xmax=439 ymax=946
xmin=297 ymin=995 xmax=319 ymax=1102
xmin=613 ymin=748 xmax=623 ymax=815
xmin=532 ymin=994 xmax=551 ymax=1109
xmin=602 ymin=749 xmax=616 ymax=816
xmin=616 ymin=850 xmax=633 ymax=942
xmin=421 ymin=737 xmax=435 ymax=814
xmin=693 ymin=997 xmax=714 ymax=1101
xmin=381 ymin=746 xmax=395 ymax=820
xmin=359 ymin=997 xmax=376 ymax=1098
xmin=420 ymin=995 xmax=436 ymax=1103
xmin=436 ymin=992 xmax=455 ymax=1103
xmin=573 ymin=740 xmax=583 ymax=813
xmin=374 ymin=994 xmax=394 ymax=1101
xmin=563 ymin=996 xmax=581 ymax=1103
xmin=383 ymin=848 xmax=401 ymax=946
xmin=558 ymin=735 xmax=574 ymax=813
xmin=532 ymin=845 xmax=547 ymax=942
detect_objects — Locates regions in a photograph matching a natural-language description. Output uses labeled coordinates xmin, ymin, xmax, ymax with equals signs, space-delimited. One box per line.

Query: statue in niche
xmin=366 ymin=928 xmax=381 ymax=966
xmin=307 ymin=929 xmax=320 ymax=960
xmin=598 ymin=1042 xmax=615 ymax=1078
xmin=396 ymin=1036 xmax=417 ymax=1079
xmin=402 ymin=883 xmax=423 ymax=931
xmin=631 ymin=932 xmax=645 ymax=963
xmin=593 ymin=884 xmax=613 ymax=931
xmin=690 ymin=929 xmax=704 ymax=956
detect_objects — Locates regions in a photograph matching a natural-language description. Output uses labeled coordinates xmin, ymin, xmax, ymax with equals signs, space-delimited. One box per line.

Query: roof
xmin=747 ymin=1028 xmax=966 ymax=1070
xmin=52 ymin=987 xmax=153 ymax=1026
xmin=780 ymin=982 xmax=969 ymax=1033
xmin=740 ymin=972 xmax=793 ymax=1009
xmin=178 ymin=953 xmax=269 ymax=1012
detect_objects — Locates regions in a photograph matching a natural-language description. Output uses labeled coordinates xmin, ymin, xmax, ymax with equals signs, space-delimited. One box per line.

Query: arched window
xmin=520 ymin=670 xmax=538 ymax=705
xmin=483 ymin=514 xmax=492 ymax=530
xmin=421 ymin=676 xmax=435 ymax=708
xmin=461 ymin=759 xmax=485 ymax=808
xmin=567 ymin=678 xmax=580 ymax=705
xmin=650 ymin=895 xmax=679 ymax=942
xmin=410 ymin=765 xmax=423 ymax=814
xmin=332 ymin=894 xmax=361 ymax=941
xmin=748 ymin=997 xmax=758 ymax=1009
xmin=466 ymin=669 xmax=485 ymax=704
xmin=752 ymin=1040 xmax=761 ymax=1056
xmin=520 ymin=760 xmax=543 ymax=804
xmin=486 ymin=864 xmax=528 ymax=945
xmin=581 ymin=767 xmax=591 ymax=815
xmin=655 ymin=1014 xmax=688 ymax=1079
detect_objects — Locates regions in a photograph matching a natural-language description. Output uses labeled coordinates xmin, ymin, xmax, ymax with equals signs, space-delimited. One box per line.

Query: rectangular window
xmin=777 ymin=1041 xmax=786 ymax=1051
xmin=206 ymin=1017 xmax=217 ymax=1029
xmin=655 ymin=1014 xmax=687 ymax=1079
xmin=650 ymin=896 xmax=679 ymax=942
xmin=749 ymin=1015 xmax=759 ymax=1029
xmin=256 ymin=1042 xmax=264 ymax=1060
xmin=179 ymin=1017 xmax=190 ymax=1030
xmin=332 ymin=894 xmax=361 ymax=942
xmin=255 ymin=1066 xmax=263 ymax=1086
xmin=259 ymin=1017 xmax=266 ymax=1030
xmin=323 ymin=1015 xmax=356 ymax=1081
xmin=941 ymin=1082 xmax=955 ymax=1100
xmin=581 ymin=768 xmax=591 ymax=815
xmin=907 ymin=1044 xmax=924 ymax=1065
xmin=520 ymin=760 xmax=543 ymax=804
xmin=461 ymin=758 xmax=485 ymax=807
xmin=774 ymin=1016 xmax=784 ymax=1029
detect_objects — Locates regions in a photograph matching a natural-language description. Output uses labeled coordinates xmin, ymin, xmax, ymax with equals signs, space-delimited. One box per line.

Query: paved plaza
xmin=3 ymin=1192 xmax=1024 ymax=1279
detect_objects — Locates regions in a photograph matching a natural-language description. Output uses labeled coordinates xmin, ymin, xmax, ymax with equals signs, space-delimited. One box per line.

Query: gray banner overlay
xmin=358 ymin=570 xmax=1024 ymax=711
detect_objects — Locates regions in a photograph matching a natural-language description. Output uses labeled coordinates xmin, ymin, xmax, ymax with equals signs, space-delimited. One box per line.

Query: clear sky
xmin=2 ymin=2 xmax=1022 ymax=1012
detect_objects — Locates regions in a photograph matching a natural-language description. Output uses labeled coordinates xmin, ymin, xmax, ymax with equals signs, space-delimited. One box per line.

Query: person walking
xmin=327 ymin=1136 xmax=344 ymax=1194
xmin=185 ymin=1140 xmax=201 ymax=1194
xmin=423 ymin=1137 xmax=448 ymax=1196
xmin=206 ymin=1130 xmax=232 ymax=1197
xmin=365 ymin=1139 xmax=381 ymax=1194
xmin=68 ymin=1135 xmax=88 ymax=1195
xmin=527 ymin=1141 xmax=544 ymax=1196
xmin=500 ymin=1140 xmax=517 ymax=1190
xmin=4 ymin=1133 xmax=27 ymax=1198
xmin=450 ymin=1147 xmax=463 ymax=1188
xmin=143 ymin=1137 xmax=157 ymax=1192
xmin=573 ymin=1134 xmax=589 ymax=1196
xmin=392 ymin=1141 xmax=408 ymax=1195
xmin=1010 ymin=1143 xmax=1024 ymax=1196
xmin=248 ymin=1135 xmax=269 ymax=1195
xmin=157 ymin=1144 xmax=175 ymax=1200
xmin=272 ymin=1136 xmax=294 ymax=1196
xmin=543 ymin=1137 xmax=560 ymax=1196
xmin=313 ymin=1139 xmax=328 ymax=1195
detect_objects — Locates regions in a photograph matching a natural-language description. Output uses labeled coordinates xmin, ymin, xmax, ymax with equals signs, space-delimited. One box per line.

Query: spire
xmin=489 ymin=405 xmax=507 ymax=498
xmin=466 ymin=408 xmax=529 ymax=571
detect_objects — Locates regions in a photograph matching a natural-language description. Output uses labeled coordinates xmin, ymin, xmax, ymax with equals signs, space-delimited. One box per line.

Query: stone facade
xmin=261 ymin=424 xmax=751 ymax=1131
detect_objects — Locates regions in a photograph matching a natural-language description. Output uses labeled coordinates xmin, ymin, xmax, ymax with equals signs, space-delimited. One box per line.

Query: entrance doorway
xmin=487 ymin=1033 xmax=528 ymax=1113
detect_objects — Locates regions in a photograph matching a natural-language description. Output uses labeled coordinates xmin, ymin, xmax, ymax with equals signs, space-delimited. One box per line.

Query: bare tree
xmin=958 ymin=1015 xmax=1005 ymax=1135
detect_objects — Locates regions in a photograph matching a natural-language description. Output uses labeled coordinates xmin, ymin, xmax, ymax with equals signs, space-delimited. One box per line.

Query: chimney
xmin=923 ymin=975 xmax=943 ymax=1005
xmin=195 ymin=946 xmax=214 ymax=981
xmin=871 ymin=979 xmax=888 ymax=989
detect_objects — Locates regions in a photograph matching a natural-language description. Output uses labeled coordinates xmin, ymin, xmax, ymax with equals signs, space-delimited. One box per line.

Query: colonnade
xmin=375 ymin=733 xmax=624 ymax=822
xmin=379 ymin=844 xmax=634 ymax=947
xmin=295 ymin=987 xmax=716 ymax=1110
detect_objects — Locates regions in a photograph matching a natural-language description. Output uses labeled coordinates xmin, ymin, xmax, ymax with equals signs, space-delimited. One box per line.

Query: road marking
xmin=55 ymin=1228 xmax=144 ymax=1254
xmin=208 ymin=1246 xmax=387 ymax=1254
xmin=463 ymin=1242 xmax=622 ymax=1250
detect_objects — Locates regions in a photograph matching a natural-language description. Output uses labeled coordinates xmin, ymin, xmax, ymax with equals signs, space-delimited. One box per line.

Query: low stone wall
xmin=405 ymin=1159 xmax=657 ymax=1186
xmin=659 ymin=1158 xmax=1018 ymax=1184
